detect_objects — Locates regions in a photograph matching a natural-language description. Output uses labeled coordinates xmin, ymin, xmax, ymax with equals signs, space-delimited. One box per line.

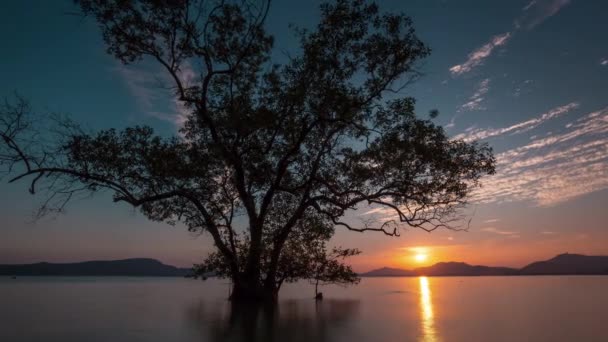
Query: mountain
xmin=360 ymin=267 xmax=415 ymax=277
xmin=520 ymin=253 xmax=608 ymax=275
xmin=361 ymin=253 xmax=608 ymax=277
xmin=361 ymin=262 xmax=516 ymax=277
xmin=415 ymin=262 xmax=518 ymax=276
xmin=4 ymin=253 xmax=608 ymax=278
xmin=0 ymin=258 xmax=192 ymax=277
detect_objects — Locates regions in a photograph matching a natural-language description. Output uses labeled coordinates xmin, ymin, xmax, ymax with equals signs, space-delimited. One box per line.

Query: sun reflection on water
xmin=419 ymin=276 xmax=438 ymax=341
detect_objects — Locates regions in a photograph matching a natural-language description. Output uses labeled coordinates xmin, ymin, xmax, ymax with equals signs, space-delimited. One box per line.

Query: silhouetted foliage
xmin=310 ymin=246 xmax=361 ymax=299
xmin=0 ymin=0 xmax=495 ymax=301
xmin=192 ymin=214 xmax=360 ymax=297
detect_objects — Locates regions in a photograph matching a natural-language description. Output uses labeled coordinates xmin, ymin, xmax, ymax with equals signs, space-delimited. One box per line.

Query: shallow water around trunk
xmin=1 ymin=276 xmax=607 ymax=341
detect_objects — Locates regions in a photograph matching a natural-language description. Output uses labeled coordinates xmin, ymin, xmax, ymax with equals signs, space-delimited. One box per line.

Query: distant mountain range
xmin=0 ymin=258 xmax=191 ymax=277
xmin=2 ymin=253 xmax=607 ymax=278
xmin=361 ymin=253 xmax=608 ymax=277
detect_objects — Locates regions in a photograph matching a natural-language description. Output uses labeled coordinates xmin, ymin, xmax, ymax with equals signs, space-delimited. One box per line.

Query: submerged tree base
xmin=230 ymin=284 xmax=279 ymax=303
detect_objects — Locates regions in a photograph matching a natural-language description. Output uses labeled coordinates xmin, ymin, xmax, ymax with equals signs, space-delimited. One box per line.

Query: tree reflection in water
xmin=187 ymin=299 xmax=361 ymax=342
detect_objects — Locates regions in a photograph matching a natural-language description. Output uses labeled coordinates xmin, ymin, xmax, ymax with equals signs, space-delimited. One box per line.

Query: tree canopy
xmin=0 ymin=0 xmax=495 ymax=301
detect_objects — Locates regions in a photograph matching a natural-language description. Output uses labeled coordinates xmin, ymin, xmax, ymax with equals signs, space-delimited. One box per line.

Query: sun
xmin=415 ymin=253 xmax=428 ymax=262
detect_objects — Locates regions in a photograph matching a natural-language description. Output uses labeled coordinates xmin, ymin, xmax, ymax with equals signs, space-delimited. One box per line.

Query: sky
xmin=0 ymin=0 xmax=607 ymax=271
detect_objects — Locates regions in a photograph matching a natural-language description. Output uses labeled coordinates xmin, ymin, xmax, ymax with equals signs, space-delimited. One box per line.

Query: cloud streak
xmin=450 ymin=0 xmax=570 ymax=76
xmin=515 ymin=0 xmax=571 ymax=29
xmin=360 ymin=107 xmax=608 ymax=213
xmin=454 ymin=102 xmax=579 ymax=142
xmin=481 ymin=227 xmax=519 ymax=236
xmin=473 ymin=106 xmax=608 ymax=206
xmin=114 ymin=63 xmax=196 ymax=129
xmin=460 ymin=78 xmax=491 ymax=111
xmin=450 ymin=33 xmax=511 ymax=76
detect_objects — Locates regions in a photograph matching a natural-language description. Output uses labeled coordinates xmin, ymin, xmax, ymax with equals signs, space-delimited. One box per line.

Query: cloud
xmin=515 ymin=0 xmax=571 ymax=30
xmin=450 ymin=33 xmax=511 ymax=76
xmin=484 ymin=219 xmax=500 ymax=223
xmin=513 ymin=79 xmax=534 ymax=97
xmin=445 ymin=116 xmax=457 ymax=129
xmin=449 ymin=1 xmax=570 ymax=76
xmin=397 ymin=244 xmax=466 ymax=252
xmin=114 ymin=62 xmax=195 ymax=129
xmin=361 ymin=207 xmax=390 ymax=215
xmin=600 ymin=58 xmax=608 ymax=66
xmin=473 ymin=106 xmax=608 ymax=206
xmin=114 ymin=64 xmax=157 ymax=110
xmin=403 ymin=246 xmax=429 ymax=253
xmin=366 ymin=105 xmax=606 ymax=212
xmin=453 ymin=102 xmax=579 ymax=142
xmin=481 ymin=227 xmax=519 ymax=236
xmin=522 ymin=0 xmax=537 ymax=11
xmin=460 ymin=78 xmax=491 ymax=111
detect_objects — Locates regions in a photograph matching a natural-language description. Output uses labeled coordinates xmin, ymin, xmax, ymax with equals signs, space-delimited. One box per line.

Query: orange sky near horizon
xmin=334 ymin=213 xmax=608 ymax=273
xmin=345 ymin=231 xmax=608 ymax=272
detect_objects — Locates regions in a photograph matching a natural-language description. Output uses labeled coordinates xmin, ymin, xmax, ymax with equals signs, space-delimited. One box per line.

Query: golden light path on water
xmin=419 ymin=276 xmax=439 ymax=341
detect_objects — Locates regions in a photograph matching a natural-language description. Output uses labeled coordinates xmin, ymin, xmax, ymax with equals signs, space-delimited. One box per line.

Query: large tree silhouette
xmin=0 ymin=0 xmax=494 ymax=301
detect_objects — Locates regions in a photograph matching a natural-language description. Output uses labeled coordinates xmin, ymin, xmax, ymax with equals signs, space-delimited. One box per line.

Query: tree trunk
xmin=314 ymin=279 xmax=323 ymax=300
xmin=231 ymin=273 xmax=278 ymax=303
xmin=243 ymin=221 xmax=263 ymax=289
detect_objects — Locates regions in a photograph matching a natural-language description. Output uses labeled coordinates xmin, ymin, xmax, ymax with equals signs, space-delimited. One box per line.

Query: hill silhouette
xmin=0 ymin=258 xmax=191 ymax=277
xmin=361 ymin=253 xmax=608 ymax=277
xmin=520 ymin=253 xmax=608 ymax=275
xmin=361 ymin=267 xmax=415 ymax=277
xmin=3 ymin=253 xmax=607 ymax=278
xmin=415 ymin=262 xmax=518 ymax=276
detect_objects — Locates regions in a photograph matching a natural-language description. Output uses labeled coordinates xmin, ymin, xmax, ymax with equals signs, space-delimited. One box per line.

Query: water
xmin=1 ymin=276 xmax=607 ymax=341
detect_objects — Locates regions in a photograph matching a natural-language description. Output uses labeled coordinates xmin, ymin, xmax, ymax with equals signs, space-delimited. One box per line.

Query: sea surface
xmin=1 ymin=276 xmax=607 ymax=341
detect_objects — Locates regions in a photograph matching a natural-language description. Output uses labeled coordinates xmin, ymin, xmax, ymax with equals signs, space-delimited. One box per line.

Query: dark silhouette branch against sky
xmin=0 ymin=0 xmax=495 ymax=301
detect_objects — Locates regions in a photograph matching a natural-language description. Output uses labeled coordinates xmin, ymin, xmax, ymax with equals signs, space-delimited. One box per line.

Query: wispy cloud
xmin=454 ymin=102 xmax=579 ymax=142
xmin=522 ymin=0 xmax=537 ymax=11
xmin=481 ymin=227 xmax=519 ymax=237
xmin=474 ymin=106 xmax=608 ymax=206
xmin=366 ymin=105 xmax=606 ymax=211
xmin=515 ymin=0 xmax=571 ymax=30
xmin=401 ymin=246 xmax=430 ymax=253
xmin=484 ymin=219 xmax=500 ymax=223
xmin=600 ymin=58 xmax=608 ymax=66
xmin=445 ymin=116 xmax=457 ymax=129
xmin=362 ymin=207 xmax=390 ymax=215
xmin=114 ymin=64 xmax=158 ymax=110
xmin=513 ymin=79 xmax=534 ymax=97
xmin=450 ymin=0 xmax=570 ymax=76
xmin=450 ymin=33 xmax=511 ymax=76
xmin=114 ymin=62 xmax=195 ymax=129
xmin=460 ymin=78 xmax=491 ymax=111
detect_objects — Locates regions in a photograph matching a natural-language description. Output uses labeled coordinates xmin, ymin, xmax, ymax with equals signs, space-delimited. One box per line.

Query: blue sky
xmin=1 ymin=0 xmax=607 ymax=270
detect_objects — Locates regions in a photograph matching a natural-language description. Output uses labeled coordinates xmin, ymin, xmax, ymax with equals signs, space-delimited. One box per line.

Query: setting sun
xmin=415 ymin=253 xmax=428 ymax=262
xmin=406 ymin=246 xmax=432 ymax=265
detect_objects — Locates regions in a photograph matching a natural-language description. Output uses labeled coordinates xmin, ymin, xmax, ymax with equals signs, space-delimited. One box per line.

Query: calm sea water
xmin=1 ymin=276 xmax=607 ymax=341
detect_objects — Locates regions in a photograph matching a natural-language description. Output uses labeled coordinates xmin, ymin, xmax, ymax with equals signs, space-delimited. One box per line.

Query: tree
xmin=309 ymin=246 xmax=360 ymax=300
xmin=0 ymin=0 xmax=495 ymax=302
xmin=191 ymin=212 xmax=360 ymax=299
